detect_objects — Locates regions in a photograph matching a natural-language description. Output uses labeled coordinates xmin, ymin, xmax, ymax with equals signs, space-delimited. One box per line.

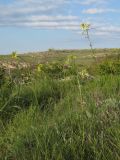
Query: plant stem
xmin=86 ymin=29 xmax=96 ymax=61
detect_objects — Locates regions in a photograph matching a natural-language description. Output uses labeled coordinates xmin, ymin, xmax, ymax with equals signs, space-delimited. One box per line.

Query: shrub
xmin=98 ymin=60 xmax=120 ymax=75
xmin=88 ymin=54 xmax=120 ymax=75
xmin=37 ymin=60 xmax=77 ymax=78
xmin=42 ymin=62 xmax=64 ymax=78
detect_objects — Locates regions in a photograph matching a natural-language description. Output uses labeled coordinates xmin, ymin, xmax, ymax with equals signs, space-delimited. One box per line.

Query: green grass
xmin=0 ymin=48 xmax=120 ymax=65
xmin=0 ymin=50 xmax=120 ymax=160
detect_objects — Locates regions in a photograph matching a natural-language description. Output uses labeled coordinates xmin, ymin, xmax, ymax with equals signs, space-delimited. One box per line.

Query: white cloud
xmin=0 ymin=0 xmax=120 ymax=39
xmin=0 ymin=0 xmax=83 ymax=30
xmin=29 ymin=15 xmax=79 ymax=21
xmin=80 ymin=0 xmax=109 ymax=5
xmin=82 ymin=8 xmax=119 ymax=14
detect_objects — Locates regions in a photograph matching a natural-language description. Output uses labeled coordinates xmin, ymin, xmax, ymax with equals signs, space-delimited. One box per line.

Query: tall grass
xmin=0 ymin=53 xmax=120 ymax=160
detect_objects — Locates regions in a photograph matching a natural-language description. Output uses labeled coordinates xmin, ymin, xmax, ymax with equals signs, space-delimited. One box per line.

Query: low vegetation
xmin=0 ymin=49 xmax=120 ymax=160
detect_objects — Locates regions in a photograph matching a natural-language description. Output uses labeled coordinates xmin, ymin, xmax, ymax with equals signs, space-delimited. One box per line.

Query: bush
xmin=88 ymin=55 xmax=120 ymax=75
xmin=42 ymin=62 xmax=64 ymax=78
xmin=37 ymin=60 xmax=78 ymax=79
xmin=98 ymin=60 xmax=120 ymax=75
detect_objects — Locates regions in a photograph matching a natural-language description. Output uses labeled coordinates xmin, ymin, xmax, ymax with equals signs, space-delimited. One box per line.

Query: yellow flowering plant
xmin=11 ymin=51 xmax=17 ymax=59
xmin=79 ymin=69 xmax=89 ymax=79
xmin=68 ymin=55 xmax=77 ymax=60
xmin=80 ymin=23 xmax=96 ymax=61
xmin=37 ymin=64 xmax=43 ymax=72
xmin=65 ymin=55 xmax=77 ymax=65
xmin=80 ymin=23 xmax=90 ymax=32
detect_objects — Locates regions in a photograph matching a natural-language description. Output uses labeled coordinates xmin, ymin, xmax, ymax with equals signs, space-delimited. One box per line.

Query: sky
xmin=0 ymin=0 xmax=120 ymax=54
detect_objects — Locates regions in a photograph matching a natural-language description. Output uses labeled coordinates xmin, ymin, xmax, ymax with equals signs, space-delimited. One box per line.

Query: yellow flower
xmin=71 ymin=55 xmax=77 ymax=59
xmin=65 ymin=55 xmax=77 ymax=65
xmin=80 ymin=23 xmax=90 ymax=31
xmin=79 ymin=69 xmax=89 ymax=78
xmin=68 ymin=55 xmax=77 ymax=60
xmin=37 ymin=64 xmax=43 ymax=72
xmin=11 ymin=51 xmax=17 ymax=59
xmin=65 ymin=58 xmax=70 ymax=65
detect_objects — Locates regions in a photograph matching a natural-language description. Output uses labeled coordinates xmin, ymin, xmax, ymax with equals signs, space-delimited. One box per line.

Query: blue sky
xmin=0 ymin=0 xmax=120 ymax=54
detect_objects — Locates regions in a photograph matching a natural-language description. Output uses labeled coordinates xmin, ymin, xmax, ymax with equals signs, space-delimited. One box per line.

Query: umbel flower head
xmin=37 ymin=64 xmax=43 ymax=72
xmin=80 ymin=23 xmax=90 ymax=31
xmin=79 ymin=69 xmax=89 ymax=78
xmin=11 ymin=51 xmax=17 ymax=59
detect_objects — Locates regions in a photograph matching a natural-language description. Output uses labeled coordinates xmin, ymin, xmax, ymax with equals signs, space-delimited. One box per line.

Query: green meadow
xmin=0 ymin=49 xmax=120 ymax=160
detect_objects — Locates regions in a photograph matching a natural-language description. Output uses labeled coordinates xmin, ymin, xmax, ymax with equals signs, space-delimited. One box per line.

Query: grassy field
xmin=0 ymin=48 xmax=120 ymax=64
xmin=0 ymin=49 xmax=120 ymax=160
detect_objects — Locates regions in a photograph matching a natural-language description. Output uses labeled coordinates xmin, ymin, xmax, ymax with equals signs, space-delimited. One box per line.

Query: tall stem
xmin=86 ymin=29 xmax=96 ymax=61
